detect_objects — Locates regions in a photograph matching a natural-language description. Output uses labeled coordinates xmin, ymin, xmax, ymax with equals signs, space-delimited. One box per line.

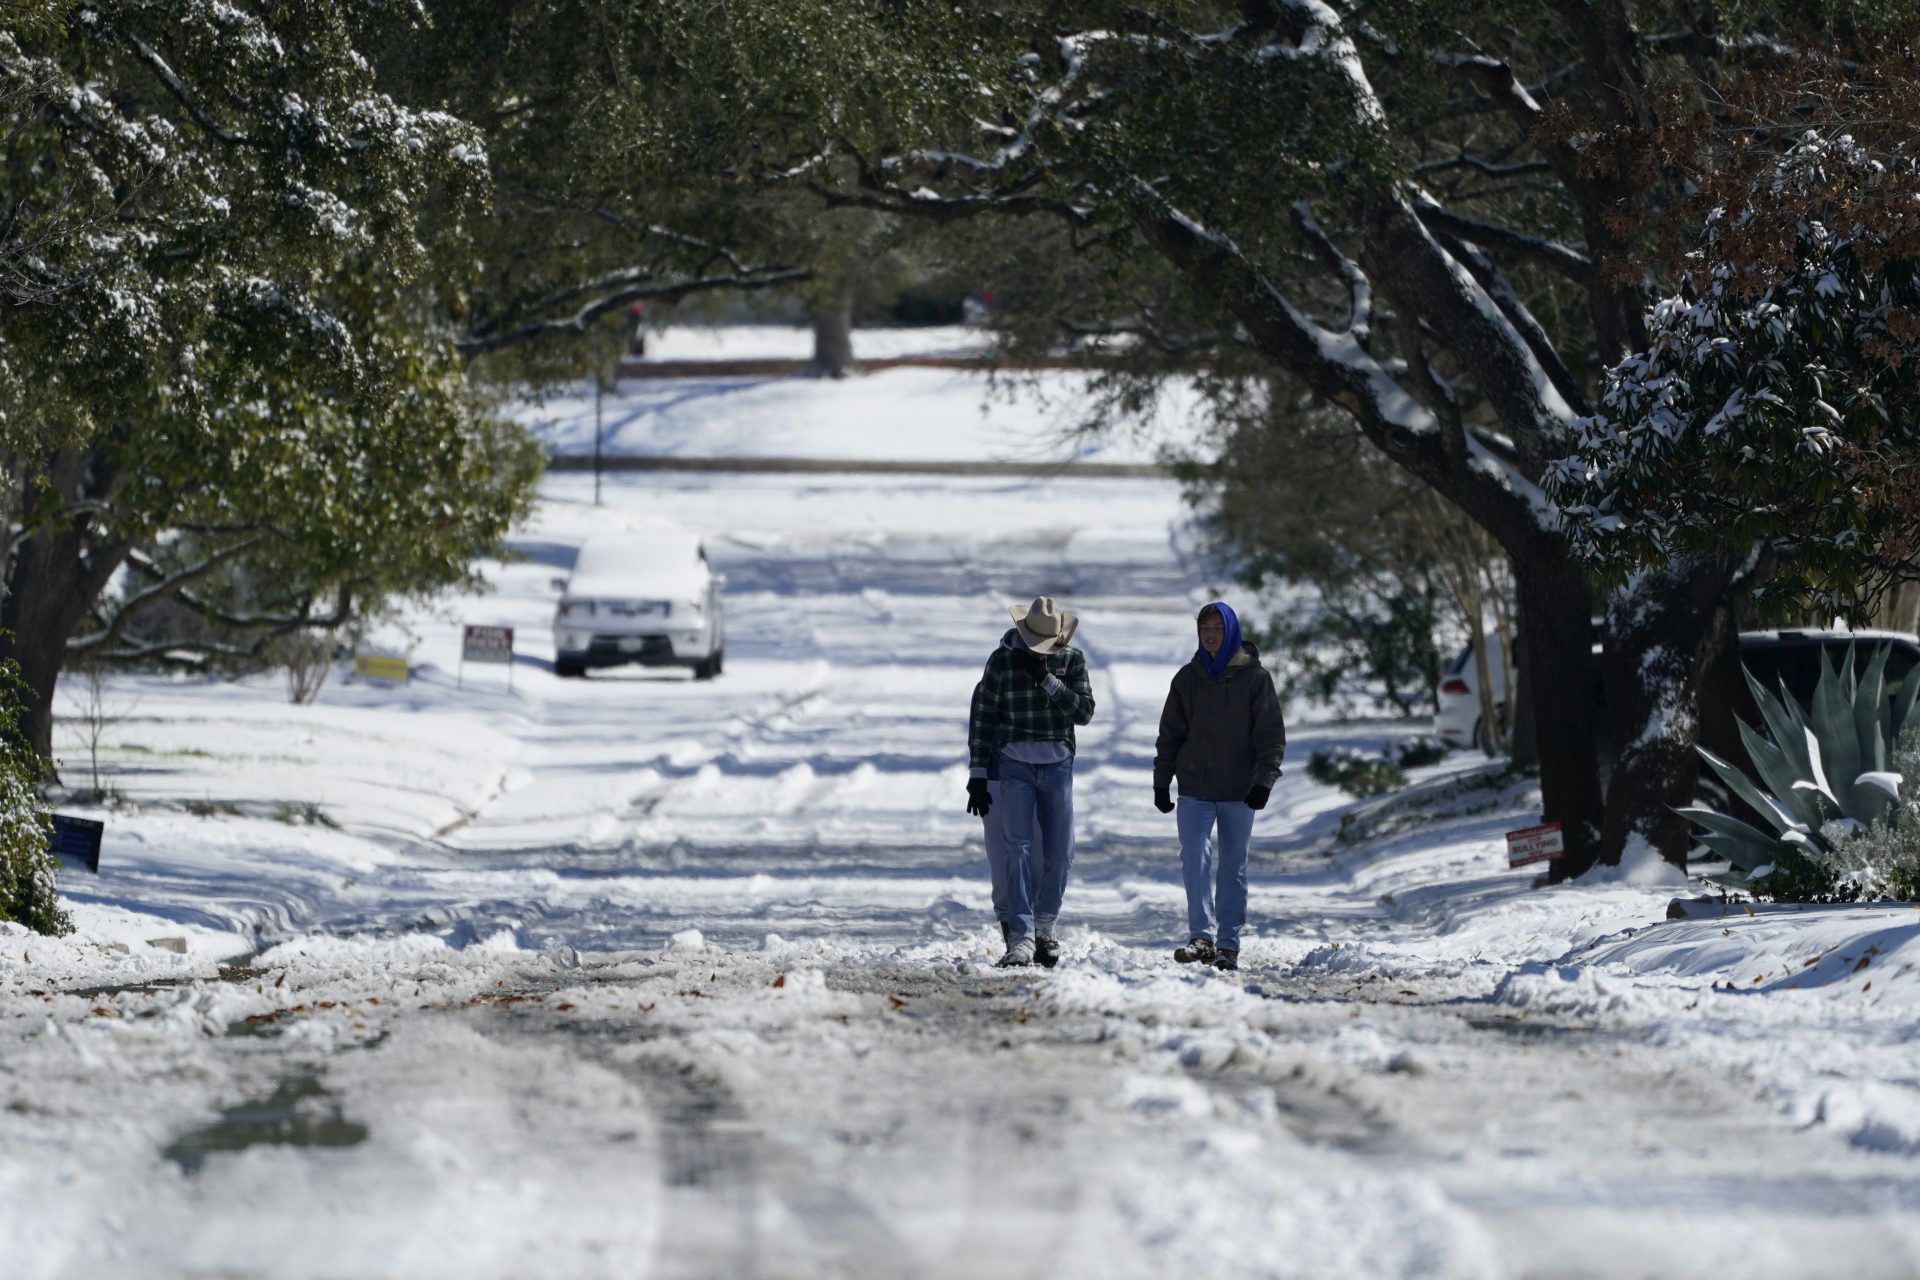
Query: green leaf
xmin=1737 ymin=718 xmax=1827 ymax=831
xmin=1895 ymin=665 xmax=1920 ymax=740
xmin=1697 ymin=744 xmax=1797 ymax=835
xmin=1742 ymin=666 xmax=1814 ymax=780
xmin=1855 ymin=643 xmax=1892 ymax=775
xmin=1677 ymin=806 xmax=1787 ymax=871
xmin=1811 ymin=645 xmax=1862 ymax=797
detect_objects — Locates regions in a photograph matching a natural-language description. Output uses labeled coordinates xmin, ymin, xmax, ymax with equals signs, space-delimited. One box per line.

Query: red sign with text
xmin=1505 ymin=822 xmax=1565 ymax=868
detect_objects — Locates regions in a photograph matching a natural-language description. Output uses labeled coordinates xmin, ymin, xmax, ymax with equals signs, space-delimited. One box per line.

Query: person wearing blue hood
xmin=1152 ymin=602 xmax=1286 ymax=972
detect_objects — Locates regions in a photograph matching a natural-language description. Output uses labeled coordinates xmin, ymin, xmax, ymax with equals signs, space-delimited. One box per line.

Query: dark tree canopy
xmin=634 ymin=0 xmax=1917 ymax=875
xmin=0 ymin=1 xmax=541 ymax=756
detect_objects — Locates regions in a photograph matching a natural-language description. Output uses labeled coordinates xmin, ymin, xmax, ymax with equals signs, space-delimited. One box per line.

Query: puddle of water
xmin=163 ymin=1075 xmax=369 ymax=1174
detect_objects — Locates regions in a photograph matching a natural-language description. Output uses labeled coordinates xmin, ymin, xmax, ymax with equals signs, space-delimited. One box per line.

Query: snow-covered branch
xmin=878 ymin=29 xmax=1109 ymax=187
xmin=67 ymin=535 xmax=271 ymax=655
xmin=1414 ymin=153 xmax=1554 ymax=180
xmin=1409 ymin=195 xmax=1590 ymax=283
xmin=456 ymin=264 xmax=811 ymax=357
xmin=124 ymin=33 xmax=251 ymax=147
xmin=1291 ymin=201 xmax=1373 ymax=349
xmin=1438 ymin=232 xmax=1591 ymax=420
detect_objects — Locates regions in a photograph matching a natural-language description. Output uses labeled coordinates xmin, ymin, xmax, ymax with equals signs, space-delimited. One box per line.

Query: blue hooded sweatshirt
xmin=1198 ymin=601 xmax=1242 ymax=680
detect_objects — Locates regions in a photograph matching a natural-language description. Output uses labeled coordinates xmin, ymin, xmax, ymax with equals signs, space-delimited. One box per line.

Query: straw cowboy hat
xmin=1009 ymin=596 xmax=1078 ymax=654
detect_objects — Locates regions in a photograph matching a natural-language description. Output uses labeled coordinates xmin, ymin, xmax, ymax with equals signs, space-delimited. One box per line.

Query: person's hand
xmin=966 ymin=778 xmax=993 ymax=818
xmin=1243 ymin=784 xmax=1270 ymax=811
xmin=1154 ymin=787 xmax=1175 ymax=814
xmin=1019 ymin=648 xmax=1051 ymax=683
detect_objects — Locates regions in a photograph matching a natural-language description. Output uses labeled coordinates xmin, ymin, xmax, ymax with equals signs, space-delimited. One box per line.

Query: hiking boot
xmin=1174 ymin=936 xmax=1217 ymax=965
xmin=997 ymin=935 xmax=1036 ymax=967
xmin=1214 ymin=948 xmax=1240 ymax=972
xmin=1034 ymin=935 xmax=1062 ymax=968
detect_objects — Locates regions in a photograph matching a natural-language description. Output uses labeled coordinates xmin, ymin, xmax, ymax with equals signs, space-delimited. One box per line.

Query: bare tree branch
xmin=68 ymin=534 xmax=270 ymax=654
xmin=456 ymin=265 xmax=811 ymax=356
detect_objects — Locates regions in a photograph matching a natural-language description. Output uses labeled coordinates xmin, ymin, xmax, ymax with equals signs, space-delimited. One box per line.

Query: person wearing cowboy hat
xmin=967 ymin=673 xmax=1043 ymax=948
xmin=1152 ymin=600 xmax=1286 ymax=972
xmin=966 ymin=596 xmax=1096 ymax=967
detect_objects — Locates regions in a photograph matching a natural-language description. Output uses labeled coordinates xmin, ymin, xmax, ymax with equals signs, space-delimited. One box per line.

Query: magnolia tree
xmin=1552 ymin=131 xmax=1920 ymax=611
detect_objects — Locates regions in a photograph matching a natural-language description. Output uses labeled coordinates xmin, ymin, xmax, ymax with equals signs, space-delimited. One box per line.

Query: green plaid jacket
xmin=968 ymin=644 xmax=1096 ymax=773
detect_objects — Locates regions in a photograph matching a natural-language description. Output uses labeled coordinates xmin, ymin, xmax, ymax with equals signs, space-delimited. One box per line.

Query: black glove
xmin=1020 ymin=648 xmax=1052 ymax=683
xmin=966 ymin=778 xmax=992 ymax=818
xmin=1243 ymin=784 xmax=1270 ymax=811
xmin=1153 ymin=787 xmax=1175 ymax=814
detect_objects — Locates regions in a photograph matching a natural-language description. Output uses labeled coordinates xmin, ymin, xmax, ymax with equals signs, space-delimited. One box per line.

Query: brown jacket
xmin=1153 ymin=642 xmax=1286 ymax=800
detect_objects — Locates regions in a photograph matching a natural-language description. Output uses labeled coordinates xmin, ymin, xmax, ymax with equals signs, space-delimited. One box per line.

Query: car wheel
xmin=555 ymin=657 xmax=585 ymax=678
xmin=711 ymin=647 xmax=724 ymax=676
xmin=691 ymin=655 xmax=716 ymax=681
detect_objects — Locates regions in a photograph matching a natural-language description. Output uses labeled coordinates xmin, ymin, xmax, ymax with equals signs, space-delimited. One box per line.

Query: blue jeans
xmin=999 ymin=757 xmax=1076 ymax=942
xmin=1177 ymin=797 xmax=1255 ymax=950
xmin=982 ymin=779 xmax=1042 ymax=926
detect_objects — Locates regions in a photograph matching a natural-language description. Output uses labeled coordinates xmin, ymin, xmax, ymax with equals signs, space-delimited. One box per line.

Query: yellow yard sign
xmin=352 ymin=652 xmax=410 ymax=683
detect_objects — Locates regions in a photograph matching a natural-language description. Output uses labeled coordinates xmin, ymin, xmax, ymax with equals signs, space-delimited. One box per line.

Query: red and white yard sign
xmin=1505 ymin=821 xmax=1565 ymax=868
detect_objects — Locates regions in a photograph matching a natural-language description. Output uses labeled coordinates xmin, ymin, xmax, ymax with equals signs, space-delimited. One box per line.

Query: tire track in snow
xmin=615 ymin=683 xmax=834 ymax=824
xmin=477 ymin=999 xmax=917 ymax=1279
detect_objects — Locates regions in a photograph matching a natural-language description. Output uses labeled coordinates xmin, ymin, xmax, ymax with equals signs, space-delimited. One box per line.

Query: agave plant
xmin=1681 ymin=643 xmax=1920 ymax=891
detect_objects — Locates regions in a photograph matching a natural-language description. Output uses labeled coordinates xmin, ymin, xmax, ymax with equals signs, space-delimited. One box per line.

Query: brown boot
xmin=1174 ymin=936 xmax=1217 ymax=964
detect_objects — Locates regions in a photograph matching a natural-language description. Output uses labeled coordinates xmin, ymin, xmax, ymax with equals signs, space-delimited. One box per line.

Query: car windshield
xmin=572 ymin=533 xmax=700 ymax=580
xmin=1741 ymin=640 xmax=1920 ymax=706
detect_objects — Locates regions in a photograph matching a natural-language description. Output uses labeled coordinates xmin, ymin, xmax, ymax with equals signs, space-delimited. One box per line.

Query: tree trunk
xmin=807 ymin=275 xmax=857 ymax=378
xmin=1511 ymin=545 xmax=1604 ymax=879
xmin=0 ymin=448 xmax=133 ymax=761
xmin=1595 ymin=559 xmax=1736 ymax=873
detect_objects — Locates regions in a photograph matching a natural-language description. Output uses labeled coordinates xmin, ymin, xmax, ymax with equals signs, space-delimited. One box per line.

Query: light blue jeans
xmin=999 ymin=757 xmax=1076 ymax=942
xmin=1178 ymin=797 xmax=1255 ymax=951
xmin=982 ymin=780 xmax=1042 ymax=927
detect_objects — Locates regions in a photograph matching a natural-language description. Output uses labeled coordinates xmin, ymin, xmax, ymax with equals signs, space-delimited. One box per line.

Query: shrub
xmin=1307 ymin=746 xmax=1407 ymax=798
xmin=1818 ymin=720 xmax=1920 ymax=900
xmin=0 ymin=662 xmax=68 ymax=935
xmin=1681 ymin=642 xmax=1918 ymax=901
xmin=1394 ymin=735 xmax=1449 ymax=769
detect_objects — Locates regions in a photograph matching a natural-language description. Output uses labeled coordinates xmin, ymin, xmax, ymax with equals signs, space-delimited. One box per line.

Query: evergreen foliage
xmin=1551 ymin=132 xmax=1920 ymax=611
xmin=1306 ymin=737 xmax=1447 ymax=798
xmin=1307 ymin=746 xmax=1406 ymax=799
xmin=0 ymin=2 xmax=542 ymax=749
xmin=0 ymin=660 xmax=65 ymax=935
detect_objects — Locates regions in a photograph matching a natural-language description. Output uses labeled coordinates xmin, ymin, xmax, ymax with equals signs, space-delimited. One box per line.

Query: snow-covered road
xmin=9 ymin=460 xmax=1920 ymax=1278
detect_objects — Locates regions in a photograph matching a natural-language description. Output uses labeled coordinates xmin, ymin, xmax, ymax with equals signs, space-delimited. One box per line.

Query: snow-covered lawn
xmin=6 ymin=344 xmax=1920 ymax=1277
xmin=514 ymin=325 xmax=1198 ymax=466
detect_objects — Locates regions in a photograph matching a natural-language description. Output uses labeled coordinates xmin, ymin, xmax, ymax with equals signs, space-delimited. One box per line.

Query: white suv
xmin=552 ymin=529 xmax=725 ymax=679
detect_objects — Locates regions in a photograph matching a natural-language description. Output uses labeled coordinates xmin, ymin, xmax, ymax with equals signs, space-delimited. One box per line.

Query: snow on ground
xmin=514 ymin=325 xmax=1197 ymax=465
xmin=6 ymin=356 xmax=1920 ymax=1276
xmin=639 ymin=323 xmax=995 ymax=363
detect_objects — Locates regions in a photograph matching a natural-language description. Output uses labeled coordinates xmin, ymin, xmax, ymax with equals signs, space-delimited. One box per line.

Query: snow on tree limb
xmin=1409 ymin=193 xmax=1591 ymax=283
xmin=1291 ymin=201 xmax=1373 ymax=349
